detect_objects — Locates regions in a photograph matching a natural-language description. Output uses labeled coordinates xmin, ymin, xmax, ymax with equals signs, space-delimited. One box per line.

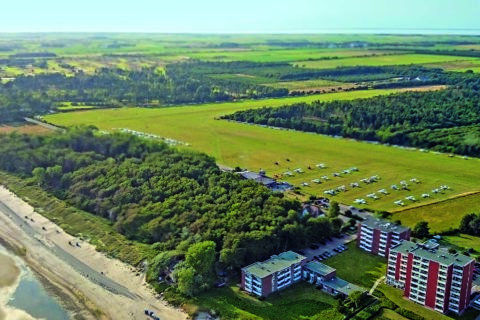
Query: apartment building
xmin=241 ymin=251 xmax=307 ymax=297
xmin=357 ymin=217 xmax=411 ymax=257
xmin=386 ymin=240 xmax=475 ymax=314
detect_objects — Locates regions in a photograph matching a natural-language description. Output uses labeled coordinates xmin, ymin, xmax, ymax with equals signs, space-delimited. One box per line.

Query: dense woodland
xmin=0 ymin=128 xmax=343 ymax=294
xmin=222 ymin=75 xmax=480 ymax=157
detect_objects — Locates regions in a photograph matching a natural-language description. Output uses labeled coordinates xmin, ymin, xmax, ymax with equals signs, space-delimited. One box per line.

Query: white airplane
xmin=312 ymin=179 xmax=321 ymax=184
xmin=322 ymin=175 xmax=330 ymax=180
xmin=316 ymin=163 xmax=326 ymax=168
xmin=391 ymin=185 xmax=398 ymax=190
xmin=394 ymin=200 xmax=405 ymax=206
xmin=379 ymin=189 xmax=388 ymax=194
xmin=421 ymin=193 xmax=430 ymax=198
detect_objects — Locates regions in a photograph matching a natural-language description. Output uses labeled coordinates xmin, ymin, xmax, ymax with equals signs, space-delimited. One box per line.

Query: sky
xmin=2 ymin=0 xmax=480 ymax=33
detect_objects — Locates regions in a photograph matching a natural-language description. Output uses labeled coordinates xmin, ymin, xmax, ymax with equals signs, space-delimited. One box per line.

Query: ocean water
xmin=0 ymin=245 xmax=71 ymax=320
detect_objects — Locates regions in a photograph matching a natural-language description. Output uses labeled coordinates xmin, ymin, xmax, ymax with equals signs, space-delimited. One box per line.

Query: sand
xmin=0 ymin=185 xmax=187 ymax=320
xmin=0 ymin=253 xmax=20 ymax=288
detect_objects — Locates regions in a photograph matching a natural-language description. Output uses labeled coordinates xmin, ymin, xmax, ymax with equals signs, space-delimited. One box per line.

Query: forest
xmin=0 ymin=128 xmax=343 ymax=294
xmin=221 ymin=75 xmax=480 ymax=157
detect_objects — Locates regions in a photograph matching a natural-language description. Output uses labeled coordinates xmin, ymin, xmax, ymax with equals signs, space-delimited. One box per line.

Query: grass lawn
xmin=44 ymin=89 xmax=480 ymax=216
xmin=295 ymin=54 xmax=479 ymax=69
xmin=376 ymin=308 xmax=409 ymax=320
xmin=442 ymin=234 xmax=480 ymax=251
xmin=391 ymin=193 xmax=480 ymax=233
xmin=194 ymin=282 xmax=342 ymax=320
xmin=322 ymin=242 xmax=386 ymax=289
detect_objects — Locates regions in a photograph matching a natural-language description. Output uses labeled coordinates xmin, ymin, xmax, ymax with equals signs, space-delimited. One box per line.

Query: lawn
xmin=45 ymin=88 xmax=480 ymax=216
xmin=295 ymin=54 xmax=479 ymax=69
xmin=442 ymin=234 xmax=480 ymax=251
xmin=194 ymin=282 xmax=342 ymax=320
xmin=322 ymin=242 xmax=386 ymax=289
xmin=376 ymin=308 xmax=409 ymax=320
xmin=391 ymin=192 xmax=480 ymax=233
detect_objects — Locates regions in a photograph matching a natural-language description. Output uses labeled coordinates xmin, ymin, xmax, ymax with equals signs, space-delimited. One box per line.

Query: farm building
xmin=238 ymin=170 xmax=292 ymax=191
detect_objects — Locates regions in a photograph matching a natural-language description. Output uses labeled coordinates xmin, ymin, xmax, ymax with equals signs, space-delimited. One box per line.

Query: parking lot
xmin=299 ymin=232 xmax=357 ymax=262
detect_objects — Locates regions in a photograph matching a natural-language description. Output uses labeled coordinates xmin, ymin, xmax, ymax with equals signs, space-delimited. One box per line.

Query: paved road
xmin=0 ymin=199 xmax=138 ymax=300
xmin=369 ymin=276 xmax=385 ymax=294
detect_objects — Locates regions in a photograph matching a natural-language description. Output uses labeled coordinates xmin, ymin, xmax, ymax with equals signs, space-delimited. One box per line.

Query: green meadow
xmin=45 ymin=89 xmax=480 ymax=220
xmin=295 ymin=54 xmax=480 ymax=69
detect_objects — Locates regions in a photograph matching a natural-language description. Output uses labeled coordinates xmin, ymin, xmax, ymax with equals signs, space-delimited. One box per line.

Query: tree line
xmin=0 ymin=128 xmax=344 ymax=295
xmin=221 ymin=76 xmax=480 ymax=157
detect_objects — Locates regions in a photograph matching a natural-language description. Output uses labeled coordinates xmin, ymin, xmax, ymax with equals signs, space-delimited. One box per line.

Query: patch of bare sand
xmin=0 ymin=253 xmax=20 ymax=288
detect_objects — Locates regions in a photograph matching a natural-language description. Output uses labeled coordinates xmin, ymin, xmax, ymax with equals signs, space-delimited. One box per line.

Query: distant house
xmin=239 ymin=170 xmax=277 ymax=187
xmin=238 ymin=170 xmax=292 ymax=191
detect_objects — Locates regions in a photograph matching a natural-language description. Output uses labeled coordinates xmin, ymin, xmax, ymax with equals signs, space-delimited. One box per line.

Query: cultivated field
xmin=0 ymin=124 xmax=53 ymax=135
xmin=264 ymin=79 xmax=352 ymax=91
xmin=295 ymin=54 xmax=480 ymax=69
xmin=45 ymin=89 xmax=480 ymax=217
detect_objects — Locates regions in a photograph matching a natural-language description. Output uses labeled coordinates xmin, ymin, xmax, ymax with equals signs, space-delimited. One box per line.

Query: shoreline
xmin=0 ymin=185 xmax=188 ymax=320
xmin=0 ymin=231 xmax=100 ymax=320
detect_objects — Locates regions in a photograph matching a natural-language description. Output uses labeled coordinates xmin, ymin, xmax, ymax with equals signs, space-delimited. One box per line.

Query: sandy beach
xmin=0 ymin=185 xmax=187 ymax=320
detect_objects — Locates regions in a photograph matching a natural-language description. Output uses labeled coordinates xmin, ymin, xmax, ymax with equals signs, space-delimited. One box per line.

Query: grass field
xmin=391 ymin=192 xmax=480 ymax=233
xmin=194 ymin=282 xmax=342 ymax=320
xmin=376 ymin=309 xmax=409 ymax=320
xmin=322 ymin=242 xmax=386 ymax=289
xmin=45 ymin=89 xmax=480 ymax=216
xmin=442 ymin=234 xmax=480 ymax=251
xmin=188 ymin=48 xmax=397 ymax=62
xmin=295 ymin=54 xmax=480 ymax=69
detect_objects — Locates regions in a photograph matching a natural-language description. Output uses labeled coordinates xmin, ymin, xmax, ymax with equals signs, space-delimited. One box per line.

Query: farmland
xmin=45 ymin=88 xmax=480 ymax=218
xmin=295 ymin=54 xmax=480 ymax=69
xmin=0 ymin=124 xmax=53 ymax=135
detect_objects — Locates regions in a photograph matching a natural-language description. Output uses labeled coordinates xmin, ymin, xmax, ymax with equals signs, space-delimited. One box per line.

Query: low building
xmin=241 ymin=251 xmax=307 ymax=297
xmin=321 ymin=277 xmax=366 ymax=298
xmin=386 ymin=240 xmax=475 ymax=314
xmin=303 ymin=261 xmax=336 ymax=284
xmin=239 ymin=170 xmax=277 ymax=187
xmin=357 ymin=217 xmax=411 ymax=257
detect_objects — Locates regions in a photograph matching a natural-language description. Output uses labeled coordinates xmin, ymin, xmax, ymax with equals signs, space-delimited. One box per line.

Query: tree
xmin=186 ymin=241 xmax=216 ymax=278
xmin=349 ymin=290 xmax=365 ymax=309
xmin=330 ymin=217 xmax=343 ymax=235
xmin=413 ymin=221 xmax=430 ymax=239
xmin=147 ymin=251 xmax=176 ymax=282
xmin=175 ymin=266 xmax=195 ymax=296
xmin=328 ymin=200 xmax=340 ymax=218
xmin=348 ymin=218 xmax=357 ymax=227
xmin=448 ymin=248 xmax=457 ymax=254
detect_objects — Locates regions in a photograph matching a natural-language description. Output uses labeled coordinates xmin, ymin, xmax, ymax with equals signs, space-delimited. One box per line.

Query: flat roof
xmin=305 ymin=261 xmax=336 ymax=276
xmin=239 ymin=171 xmax=276 ymax=185
xmin=361 ymin=217 xmax=409 ymax=234
xmin=243 ymin=251 xmax=306 ymax=278
xmin=390 ymin=240 xmax=474 ymax=266
xmin=323 ymin=277 xmax=366 ymax=295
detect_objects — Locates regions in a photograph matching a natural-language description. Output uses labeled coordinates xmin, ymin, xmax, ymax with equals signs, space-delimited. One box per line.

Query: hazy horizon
xmin=1 ymin=0 xmax=479 ymax=34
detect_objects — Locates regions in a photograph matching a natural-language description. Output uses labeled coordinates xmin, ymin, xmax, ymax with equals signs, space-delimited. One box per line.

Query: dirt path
xmin=0 ymin=185 xmax=187 ymax=320
xmin=369 ymin=276 xmax=385 ymax=295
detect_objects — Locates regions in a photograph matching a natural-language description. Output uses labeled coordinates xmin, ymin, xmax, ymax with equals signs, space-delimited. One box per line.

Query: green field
xmin=295 ymin=54 xmax=480 ymax=69
xmin=188 ymin=48 xmax=396 ymax=62
xmin=45 ymin=89 xmax=480 ymax=215
xmin=391 ymin=192 xmax=480 ymax=233
xmin=442 ymin=233 xmax=480 ymax=251
xmin=322 ymin=242 xmax=386 ymax=288
xmin=194 ymin=282 xmax=342 ymax=320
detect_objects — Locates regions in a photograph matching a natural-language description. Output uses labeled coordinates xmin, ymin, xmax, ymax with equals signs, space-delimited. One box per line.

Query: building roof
xmin=239 ymin=171 xmax=276 ymax=186
xmin=243 ymin=251 xmax=306 ymax=278
xmin=323 ymin=277 xmax=366 ymax=296
xmin=361 ymin=217 xmax=410 ymax=234
xmin=390 ymin=240 xmax=474 ymax=267
xmin=305 ymin=261 xmax=336 ymax=276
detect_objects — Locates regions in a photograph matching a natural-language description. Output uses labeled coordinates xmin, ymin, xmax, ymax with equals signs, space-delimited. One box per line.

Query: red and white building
xmin=241 ymin=251 xmax=307 ymax=297
xmin=357 ymin=218 xmax=411 ymax=257
xmin=386 ymin=240 xmax=475 ymax=314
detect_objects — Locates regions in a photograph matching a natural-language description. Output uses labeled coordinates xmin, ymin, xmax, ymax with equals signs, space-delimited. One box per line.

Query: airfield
xmin=45 ymin=88 xmax=480 ymax=232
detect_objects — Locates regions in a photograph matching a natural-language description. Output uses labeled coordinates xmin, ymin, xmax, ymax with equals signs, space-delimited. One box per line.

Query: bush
xmin=258 ymin=296 xmax=266 ymax=301
xmin=395 ymin=307 xmax=426 ymax=320
xmin=344 ymin=210 xmax=352 ymax=217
